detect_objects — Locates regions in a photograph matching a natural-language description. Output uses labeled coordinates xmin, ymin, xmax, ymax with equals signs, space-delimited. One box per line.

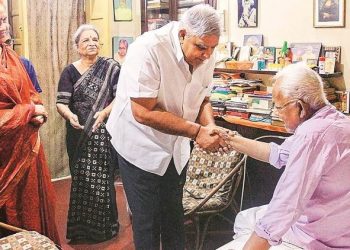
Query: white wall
xmin=111 ymin=0 xmax=141 ymax=48
xmin=218 ymin=0 xmax=350 ymax=90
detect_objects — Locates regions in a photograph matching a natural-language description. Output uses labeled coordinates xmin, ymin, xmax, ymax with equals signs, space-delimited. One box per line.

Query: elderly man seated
xmin=217 ymin=63 xmax=350 ymax=249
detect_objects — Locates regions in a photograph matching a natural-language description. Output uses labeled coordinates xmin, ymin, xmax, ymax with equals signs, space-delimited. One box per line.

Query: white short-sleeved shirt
xmin=106 ymin=22 xmax=215 ymax=176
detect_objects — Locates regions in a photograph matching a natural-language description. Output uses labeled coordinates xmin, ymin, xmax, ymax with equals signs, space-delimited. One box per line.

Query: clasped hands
xmin=194 ymin=125 xmax=237 ymax=153
xmin=30 ymin=104 xmax=48 ymax=127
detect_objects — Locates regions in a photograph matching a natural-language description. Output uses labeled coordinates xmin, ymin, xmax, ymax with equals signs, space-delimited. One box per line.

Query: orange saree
xmin=0 ymin=45 xmax=60 ymax=244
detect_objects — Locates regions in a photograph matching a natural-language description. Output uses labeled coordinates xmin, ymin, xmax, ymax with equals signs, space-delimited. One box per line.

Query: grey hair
xmin=179 ymin=4 xmax=221 ymax=37
xmin=273 ymin=62 xmax=328 ymax=110
xmin=73 ymin=24 xmax=99 ymax=47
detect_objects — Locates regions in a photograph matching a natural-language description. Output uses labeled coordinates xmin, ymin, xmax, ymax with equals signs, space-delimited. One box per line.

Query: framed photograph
xmin=113 ymin=0 xmax=132 ymax=21
xmin=314 ymin=0 xmax=345 ymax=27
xmin=243 ymin=34 xmax=263 ymax=47
xmin=238 ymin=0 xmax=258 ymax=28
xmin=112 ymin=36 xmax=133 ymax=64
xmin=263 ymin=47 xmax=276 ymax=61
xmin=290 ymin=43 xmax=322 ymax=63
xmin=321 ymin=45 xmax=341 ymax=62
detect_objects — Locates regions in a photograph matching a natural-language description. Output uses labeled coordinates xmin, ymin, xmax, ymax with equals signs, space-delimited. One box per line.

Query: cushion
xmin=0 ymin=231 xmax=58 ymax=250
xmin=183 ymin=143 xmax=243 ymax=213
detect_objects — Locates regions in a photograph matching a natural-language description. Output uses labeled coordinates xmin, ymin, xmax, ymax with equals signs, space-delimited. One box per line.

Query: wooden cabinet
xmin=141 ymin=0 xmax=217 ymax=33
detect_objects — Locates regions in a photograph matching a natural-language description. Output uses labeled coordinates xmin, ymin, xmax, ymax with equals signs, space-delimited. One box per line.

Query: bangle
xmin=193 ymin=124 xmax=202 ymax=141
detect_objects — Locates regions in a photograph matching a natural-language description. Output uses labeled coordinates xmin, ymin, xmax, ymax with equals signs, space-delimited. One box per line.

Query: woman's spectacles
xmin=4 ymin=38 xmax=14 ymax=46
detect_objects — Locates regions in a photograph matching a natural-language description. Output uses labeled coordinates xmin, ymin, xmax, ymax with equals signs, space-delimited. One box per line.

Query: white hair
xmin=273 ymin=63 xmax=328 ymax=110
xmin=73 ymin=24 xmax=99 ymax=46
xmin=179 ymin=4 xmax=221 ymax=37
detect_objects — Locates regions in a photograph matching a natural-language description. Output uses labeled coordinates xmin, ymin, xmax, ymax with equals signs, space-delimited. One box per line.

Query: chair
xmin=0 ymin=222 xmax=59 ymax=250
xmin=239 ymin=135 xmax=288 ymax=211
xmin=183 ymin=143 xmax=245 ymax=250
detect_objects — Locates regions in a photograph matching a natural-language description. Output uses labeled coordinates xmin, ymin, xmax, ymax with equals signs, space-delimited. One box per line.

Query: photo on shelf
xmin=113 ymin=0 xmax=132 ymax=21
xmin=263 ymin=47 xmax=276 ymax=62
xmin=290 ymin=43 xmax=322 ymax=63
xmin=321 ymin=46 xmax=341 ymax=63
xmin=112 ymin=36 xmax=133 ymax=65
xmin=238 ymin=0 xmax=258 ymax=28
xmin=243 ymin=34 xmax=263 ymax=47
xmin=314 ymin=0 xmax=345 ymax=27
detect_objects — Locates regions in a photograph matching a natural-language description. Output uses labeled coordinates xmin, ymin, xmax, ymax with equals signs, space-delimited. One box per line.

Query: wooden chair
xmin=183 ymin=143 xmax=245 ymax=250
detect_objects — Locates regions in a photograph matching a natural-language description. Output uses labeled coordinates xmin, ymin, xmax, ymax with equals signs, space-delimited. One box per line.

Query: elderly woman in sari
xmin=0 ymin=2 xmax=59 ymax=245
xmin=56 ymin=24 xmax=120 ymax=243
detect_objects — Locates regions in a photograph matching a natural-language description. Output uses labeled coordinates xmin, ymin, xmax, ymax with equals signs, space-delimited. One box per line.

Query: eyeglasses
xmin=273 ymin=99 xmax=299 ymax=112
xmin=4 ymin=38 xmax=14 ymax=46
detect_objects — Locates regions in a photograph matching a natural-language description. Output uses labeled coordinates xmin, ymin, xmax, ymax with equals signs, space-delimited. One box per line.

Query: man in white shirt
xmin=106 ymin=4 xmax=224 ymax=249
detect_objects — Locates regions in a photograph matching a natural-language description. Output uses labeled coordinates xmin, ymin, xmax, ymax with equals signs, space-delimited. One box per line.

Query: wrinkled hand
xmin=92 ymin=110 xmax=107 ymax=132
xmin=195 ymin=125 xmax=229 ymax=153
xmin=69 ymin=114 xmax=84 ymax=130
xmin=34 ymin=104 xmax=48 ymax=118
xmin=30 ymin=115 xmax=46 ymax=127
xmin=216 ymin=129 xmax=237 ymax=150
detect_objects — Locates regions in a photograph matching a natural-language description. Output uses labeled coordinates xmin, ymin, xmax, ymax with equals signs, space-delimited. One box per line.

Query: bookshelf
xmin=214 ymin=67 xmax=343 ymax=78
xmin=213 ymin=67 xmax=344 ymax=133
xmin=221 ymin=115 xmax=289 ymax=134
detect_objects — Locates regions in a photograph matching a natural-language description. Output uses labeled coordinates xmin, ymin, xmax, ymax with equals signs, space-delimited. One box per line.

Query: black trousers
xmin=118 ymin=154 xmax=187 ymax=250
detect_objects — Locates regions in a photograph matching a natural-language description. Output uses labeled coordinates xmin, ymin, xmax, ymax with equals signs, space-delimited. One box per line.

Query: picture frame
xmin=290 ymin=43 xmax=322 ymax=63
xmin=113 ymin=0 xmax=132 ymax=21
xmin=314 ymin=0 xmax=345 ymax=28
xmin=238 ymin=0 xmax=258 ymax=28
xmin=321 ymin=45 xmax=341 ymax=62
xmin=112 ymin=36 xmax=133 ymax=64
xmin=243 ymin=34 xmax=263 ymax=47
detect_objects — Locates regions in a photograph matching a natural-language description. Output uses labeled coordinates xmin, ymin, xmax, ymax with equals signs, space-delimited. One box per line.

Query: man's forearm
xmin=223 ymin=133 xmax=271 ymax=163
xmin=196 ymin=97 xmax=216 ymax=126
xmin=132 ymin=100 xmax=200 ymax=139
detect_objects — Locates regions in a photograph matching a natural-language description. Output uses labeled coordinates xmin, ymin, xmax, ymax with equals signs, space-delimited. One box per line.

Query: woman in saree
xmin=0 ymin=3 xmax=60 ymax=245
xmin=56 ymin=24 xmax=120 ymax=243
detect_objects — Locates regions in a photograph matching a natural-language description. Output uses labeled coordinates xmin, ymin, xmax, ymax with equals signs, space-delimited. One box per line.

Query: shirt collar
xmin=171 ymin=22 xmax=184 ymax=63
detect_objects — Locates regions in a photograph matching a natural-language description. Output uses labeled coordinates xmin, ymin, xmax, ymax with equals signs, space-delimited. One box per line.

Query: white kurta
xmin=106 ymin=21 xmax=215 ymax=176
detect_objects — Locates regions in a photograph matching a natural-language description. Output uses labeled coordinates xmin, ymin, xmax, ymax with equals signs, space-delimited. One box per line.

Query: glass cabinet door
xmin=175 ymin=0 xmax=205 ymax=20
xmin=141 ymin=0 xmax=174 ymax=33
xmin=140 ymin=0 xmax=216 ymax=33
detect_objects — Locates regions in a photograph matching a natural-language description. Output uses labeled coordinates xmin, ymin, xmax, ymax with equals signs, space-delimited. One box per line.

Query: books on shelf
xmin=335 ymin=91 xmax=350 ymax=113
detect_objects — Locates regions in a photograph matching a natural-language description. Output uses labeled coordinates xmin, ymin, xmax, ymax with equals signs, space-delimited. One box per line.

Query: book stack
xmin=228 ymin=79 xmax=262 ymax=96
xmin=246 ymin=92 xmax=273 ymax=124
xmin=225 ymin=97 xmax=250 ymax=119
xmin=210 ymin=85 xmax=235 ymax=117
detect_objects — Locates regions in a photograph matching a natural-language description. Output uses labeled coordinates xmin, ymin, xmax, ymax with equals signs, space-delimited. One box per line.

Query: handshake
xmin=194 ymin=124 xmax=237 ymax=153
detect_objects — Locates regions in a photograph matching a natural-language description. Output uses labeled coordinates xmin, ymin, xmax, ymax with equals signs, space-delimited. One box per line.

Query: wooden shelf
xmin=222 ymin=115 xmax=289 ymax=134
xmin=214 ymin=67 xmax=343 ymax=78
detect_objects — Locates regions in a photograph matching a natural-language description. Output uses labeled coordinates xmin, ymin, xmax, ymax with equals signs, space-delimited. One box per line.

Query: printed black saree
xmin=57 ymin=57 xmax=120 ymax=242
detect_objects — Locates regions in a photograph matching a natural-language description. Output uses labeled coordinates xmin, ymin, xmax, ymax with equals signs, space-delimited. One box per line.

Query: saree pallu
xmin=63 ymin=58 xmax=120 ymax=242
xmin=0 ymin=45 xmax=60 ymax=245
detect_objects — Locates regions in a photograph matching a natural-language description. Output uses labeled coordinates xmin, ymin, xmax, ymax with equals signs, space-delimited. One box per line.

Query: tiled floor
xmin=53 ymin=178 xmax=235 ymax=250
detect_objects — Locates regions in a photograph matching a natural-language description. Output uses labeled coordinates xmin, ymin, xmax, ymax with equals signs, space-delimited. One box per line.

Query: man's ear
xmin=178 ymin=29 xmax=186 ymax=40
xmin=298 ymin=100 xmax=308 ymax=119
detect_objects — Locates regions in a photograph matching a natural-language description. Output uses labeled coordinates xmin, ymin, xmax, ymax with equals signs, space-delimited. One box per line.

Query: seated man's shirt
xmin=256 ymin=105 xmax=350 ymax=249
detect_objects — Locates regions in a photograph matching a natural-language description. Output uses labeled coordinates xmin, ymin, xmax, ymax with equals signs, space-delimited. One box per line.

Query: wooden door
xmin=85 ymin=0 xmax=111 ymax=57
xmin=8 ymin=0 xmax=28 ymax=57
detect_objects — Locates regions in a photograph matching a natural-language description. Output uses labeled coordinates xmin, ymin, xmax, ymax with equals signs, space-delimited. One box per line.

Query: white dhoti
xmin=217 ymin=205 xmax=303 ymax=250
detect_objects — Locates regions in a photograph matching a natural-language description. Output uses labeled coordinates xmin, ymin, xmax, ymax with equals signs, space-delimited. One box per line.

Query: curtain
xmin=26 ymin=0 xmax=85 ymax=178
